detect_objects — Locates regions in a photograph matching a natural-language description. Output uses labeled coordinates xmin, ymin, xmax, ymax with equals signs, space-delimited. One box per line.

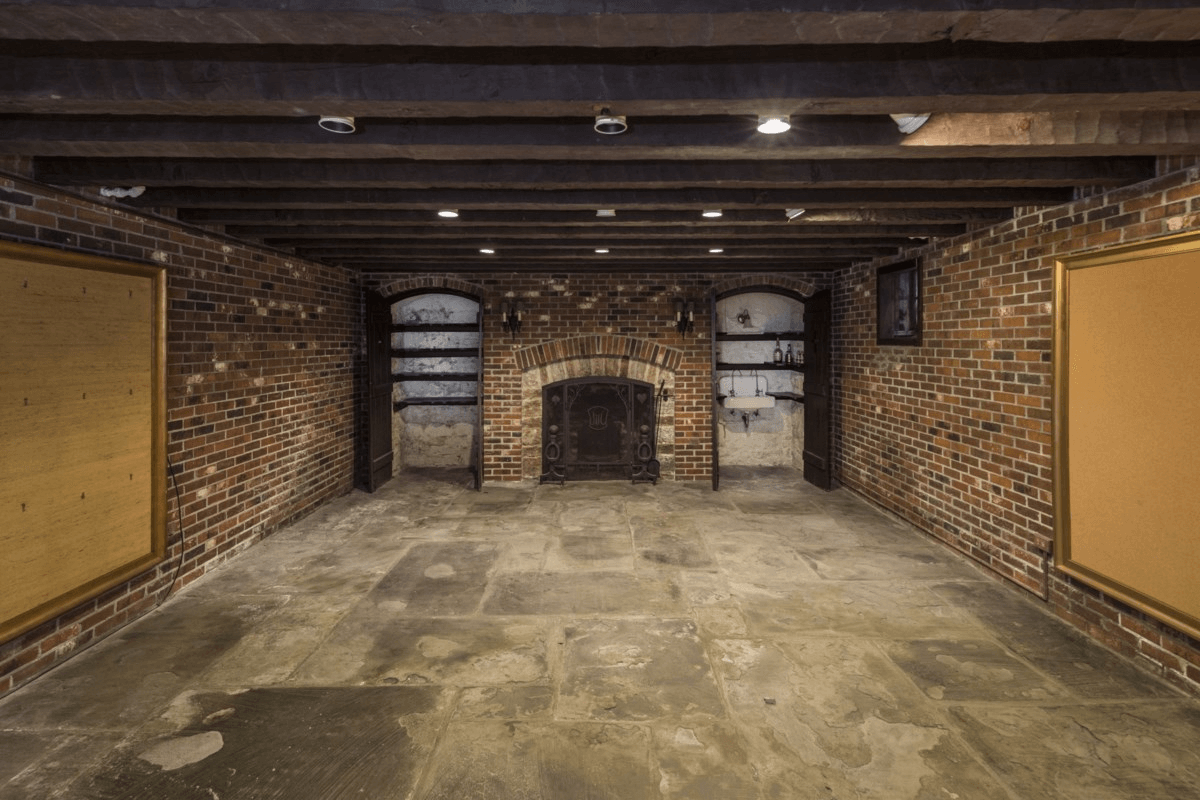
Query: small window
xmin=877 ymin=259 xmax=922 ymax=346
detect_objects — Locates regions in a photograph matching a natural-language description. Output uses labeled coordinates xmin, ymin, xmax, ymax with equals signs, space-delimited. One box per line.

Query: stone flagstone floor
xmin=2 ymin=468 xmax=1199 ymax=799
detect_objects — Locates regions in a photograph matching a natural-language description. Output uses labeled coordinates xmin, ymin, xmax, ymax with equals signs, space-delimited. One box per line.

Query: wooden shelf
xmin=716 ymin=361 xmax=805 ymax=372
xmin=393 ymin=372 xmax=478 ymax=382
xmin=715 ymin=330 xmax=804 ymax=341
xmin=394 ymin=396 xmax=478 ymax=410
xmin=391 ymin=347 xmax=479 ymax=358
xmin=392 ymin=322 xmax=479 ymax=332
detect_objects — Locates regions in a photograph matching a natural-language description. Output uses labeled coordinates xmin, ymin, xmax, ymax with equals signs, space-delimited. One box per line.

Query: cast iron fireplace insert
xmin=540 ymin=377 xmax=659 ymax=483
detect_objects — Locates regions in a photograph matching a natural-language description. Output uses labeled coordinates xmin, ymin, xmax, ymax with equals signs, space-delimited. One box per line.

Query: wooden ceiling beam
xmin=33 ymin=156 xmax=1153 ymax=189
xmin=2 ymin=3 xmax=1199 ymax=47
xmin=235 ymin=224 xmax=958 ymax=241
xmin=4 ymin=44 xmax=1200 ymax=116
xmin=179 ymin=207 xmax=1008 ymax=227
xmin=8 ymin=113 xmax=1200 ymax=161
xmin=127 ymin=186 xmax=1072 ymax=210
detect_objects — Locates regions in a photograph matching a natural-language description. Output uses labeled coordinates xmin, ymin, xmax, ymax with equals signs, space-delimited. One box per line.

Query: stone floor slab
xmin=558 ymin=618 xmax=725 ymax=721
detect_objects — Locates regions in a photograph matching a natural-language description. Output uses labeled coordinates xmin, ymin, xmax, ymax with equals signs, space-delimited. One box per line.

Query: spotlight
xmin=317 ymin=115 xmax=356 ymax=134
xmin=437 ymin=209 xmax=459 ymax=218
xmin=594 ymin=109 xmax=628 ymax=135
xmin=702 ymin=209 xmax=723 ymax=218
xmin=596 ymin=209 xmax=617 ymax=218
xmin=479 ymin=248 xmax=496 ymax=254
xmin=756 ymin=115 xmax=790 ymax=134
xmin=890 ymin=113 xmax=931 ymax=134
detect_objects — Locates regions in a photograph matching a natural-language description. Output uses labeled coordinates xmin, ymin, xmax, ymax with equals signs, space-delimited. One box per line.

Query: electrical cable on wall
xmin=156 ymin=453 xmax=188 ymax=610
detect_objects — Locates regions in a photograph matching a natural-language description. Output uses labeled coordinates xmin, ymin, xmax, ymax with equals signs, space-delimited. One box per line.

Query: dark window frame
xmin=877 ymin=258 xmax=922 ymax=346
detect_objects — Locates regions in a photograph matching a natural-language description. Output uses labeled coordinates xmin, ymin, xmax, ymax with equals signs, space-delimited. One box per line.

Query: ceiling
xmin=4 ymin=1 xmax=1200 ymax=274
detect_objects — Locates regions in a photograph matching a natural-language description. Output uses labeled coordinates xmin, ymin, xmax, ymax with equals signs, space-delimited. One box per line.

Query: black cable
xmin=156 ymin=453 xmax=188 ymax=609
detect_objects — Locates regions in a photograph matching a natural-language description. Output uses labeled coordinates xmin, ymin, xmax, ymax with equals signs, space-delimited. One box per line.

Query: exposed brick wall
xmin=364 ymin=271 xmax=832 ymax=483
xmin=0 ymin=175 xmax=360 ymax=696
xmin=834 ymin=164 xmax=1200 ymax=695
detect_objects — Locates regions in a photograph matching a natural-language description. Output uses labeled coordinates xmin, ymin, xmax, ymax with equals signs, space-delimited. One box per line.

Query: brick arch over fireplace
xmin=709 ymin=274 xmax=818 ymax=298
xmin=515 ymin=336 xmax=685 ymax=481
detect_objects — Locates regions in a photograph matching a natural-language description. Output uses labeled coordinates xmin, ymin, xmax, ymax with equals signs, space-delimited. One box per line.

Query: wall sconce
xmin=674 ymin=298 xmax=695 ymax=334
xmin=501 ymin=300 xmax=523 ymax=336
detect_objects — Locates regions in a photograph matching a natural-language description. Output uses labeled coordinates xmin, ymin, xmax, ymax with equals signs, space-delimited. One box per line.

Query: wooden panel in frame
xmin=0 ymin=241 xmax=167 ymax=642
xmin=1054 ymin=231 xmax=1200 ymax=641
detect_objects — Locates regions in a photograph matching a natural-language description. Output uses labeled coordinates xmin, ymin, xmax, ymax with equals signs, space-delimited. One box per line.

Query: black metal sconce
xmin=501 ymin=300 xmax=523 ymax=336
xmin=674 ymin=298 xmax=695 ymax=334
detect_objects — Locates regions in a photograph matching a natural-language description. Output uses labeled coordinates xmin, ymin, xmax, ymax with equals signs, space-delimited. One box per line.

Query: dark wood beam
xmin=352 ymin=259 xmax=843 ymax=274
xmin=9 ymin=113 xmax=1200 ymax=161
xmin=179 ymin=207 xmax=1009 ymax=227
xmin=34 ymin=156 xmax=1154 ymax=189
xmin=2 ymin=3 xmax=1198 ymax=47
xmin=126 ymin=186 xmax=1072 ymax=209
xmin=4 ymin=43 xmax=1200 ymax=116
xmin=235 ymin=224 xmax=958 ymax=241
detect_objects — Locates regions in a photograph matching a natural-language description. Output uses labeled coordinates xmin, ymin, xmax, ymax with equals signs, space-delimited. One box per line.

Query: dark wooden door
xmin=803 ymin=289 xmax=833 ymax=489
xmin=365 ymin=290 xmax=394 ymax=492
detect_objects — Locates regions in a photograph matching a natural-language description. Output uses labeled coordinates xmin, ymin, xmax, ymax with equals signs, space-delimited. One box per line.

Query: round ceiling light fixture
xmin=890 ymin=113 xmax=931 ymax=135
xmin=596 ymin=209 xmax=617 ymax=218
xmin=479 ymin=248 xmax=496 ymax=254
xmin=756 ymin=115 xmax=791 ymax=134
xmin=785 ymin=208 xmax=807 ymax=221
xmin=702 ymin=209 xmax=723 ymax=218
xmin=709 ymin=248 xmax=725 ymax=254
xmin=437 ymin=209 xmax=460 ymax=218
xmin=595 ymin=248 xmax=610 ymax=254
xmin=318 ymin=115 xmax=356 ymax=134
xmin=594 ymin=110 xmax=628 ymax=135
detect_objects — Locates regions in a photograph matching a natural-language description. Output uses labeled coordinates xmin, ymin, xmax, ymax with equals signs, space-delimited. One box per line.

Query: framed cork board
xmin=1054 ymin=232 xmax=1200 ymax=640
xmin=0 ymin=241 xmax=167 ymax=642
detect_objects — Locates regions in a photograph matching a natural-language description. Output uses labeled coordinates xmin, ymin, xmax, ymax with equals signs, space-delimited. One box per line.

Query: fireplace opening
xmin=541 ymin=378 xmax=659 ymax=483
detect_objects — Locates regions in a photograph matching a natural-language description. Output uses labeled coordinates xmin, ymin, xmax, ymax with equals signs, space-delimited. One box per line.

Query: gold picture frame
xmin=1054 ymin=231 xmax=1200 ymax=640
xmin=0 ymin=241 xmax=167 ymax=642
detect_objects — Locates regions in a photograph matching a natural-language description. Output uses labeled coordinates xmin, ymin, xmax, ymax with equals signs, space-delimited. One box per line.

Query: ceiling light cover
xmin=702 ymin=209 xmax=723 ymax=218
xmin=709 ymin=248 xmax=725 ymax=254
xmin=785 ymin=208 xmax=806 ymax=220
xmin=756 ymin=115 xmax=791 ymax=134
xmin=594 ymin=112 xmax=628 ymax=135
xmin=890 ymin=113 xmax=932 ymax=134
xmin=596 ymin=209 xmax=617 ymax=218
xmin=595 ymin=248 xmax=610 ymax=254
xmin=318 ymin=115 xmax=356 ymax=134
xmin=437 ymin=209 xmax=459 ymax=218
xmin=479 ymin=248 xmax=496 ymax=254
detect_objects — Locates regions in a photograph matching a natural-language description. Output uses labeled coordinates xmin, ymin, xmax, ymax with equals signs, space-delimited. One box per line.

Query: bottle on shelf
xmin=773 ymin=339 xmax=783 ymax=364
xmin=785 ymin=343 xmax=794 ymax=365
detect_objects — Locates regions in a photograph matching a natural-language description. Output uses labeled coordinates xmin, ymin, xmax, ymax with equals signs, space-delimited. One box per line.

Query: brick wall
xmin=364 ymin=271 xmax=832 ymax=482
xmin=834 ymin=163 xmax=1200 ymax=694
xmin=0 ymin=175 xmax=360 ymax=696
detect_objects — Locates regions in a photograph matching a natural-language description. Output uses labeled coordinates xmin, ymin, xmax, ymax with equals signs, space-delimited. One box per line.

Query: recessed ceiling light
xmin=479 ymin=248 xmax=496 ymax=254
xmin=594 ymin=110 xmax=628 ymax=135
xmin=595 ymin=248 xmax=610 ymax=254
xmin=596 ymin=209 xmax=617 ymax=217
xmin=702 ymin=209 xmax=723 ymax=218
xmin=437 ymin=209 xmax=459 ymax=218
xmin=756 ymin=115 xmax=790 ymax=134
xmin=317 ymin=115 xmax=356 ymax=134
xmin=709 ymin=248 xmax=725 ymax=254
xmin=890 ymin=113 xmax=932 ymax=134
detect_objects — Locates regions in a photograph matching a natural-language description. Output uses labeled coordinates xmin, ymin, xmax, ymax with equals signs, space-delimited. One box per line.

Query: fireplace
xmin=541 ymin=378 xmax=659 ymax=483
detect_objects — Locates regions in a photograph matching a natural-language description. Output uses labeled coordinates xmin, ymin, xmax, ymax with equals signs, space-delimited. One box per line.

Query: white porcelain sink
xmin=723 ymin=395 xmax=775 ymax=410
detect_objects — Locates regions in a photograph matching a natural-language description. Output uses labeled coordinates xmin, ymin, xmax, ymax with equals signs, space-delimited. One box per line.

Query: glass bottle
xmin=785 ymin=343 xmax=794 ymax=364
xmin=773 ymin=339 xmax=783 ymax=364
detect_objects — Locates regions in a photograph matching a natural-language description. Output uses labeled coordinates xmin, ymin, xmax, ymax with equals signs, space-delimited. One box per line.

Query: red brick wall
xmin=364 ymin=271 xmax=832 ymax=483
xmin=834 ymin=163 xmax=1200 ymax=694
xmin=0 ymin=176 xmax=360 ymax=696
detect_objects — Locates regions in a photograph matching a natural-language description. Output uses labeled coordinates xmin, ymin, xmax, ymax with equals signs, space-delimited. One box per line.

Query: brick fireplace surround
xmin=4 ymin=161 xmax=1200 ymax=698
